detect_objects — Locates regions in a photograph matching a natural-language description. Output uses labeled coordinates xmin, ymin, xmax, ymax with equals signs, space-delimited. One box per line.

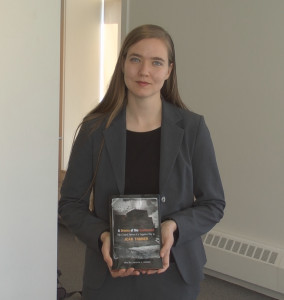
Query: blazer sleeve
xmin=58 ymin=122 xmax=109 ymax=253
xmin=166 ymin=116 xmax=225 ymax=247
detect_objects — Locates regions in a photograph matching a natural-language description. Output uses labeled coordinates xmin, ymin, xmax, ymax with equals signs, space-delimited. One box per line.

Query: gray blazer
xmin=59 ymin=100 xmax=225 ymax=289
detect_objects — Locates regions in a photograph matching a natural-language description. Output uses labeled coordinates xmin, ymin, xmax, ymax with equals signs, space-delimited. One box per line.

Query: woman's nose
xmin=138 ymin=61 xmax=150 ymax=76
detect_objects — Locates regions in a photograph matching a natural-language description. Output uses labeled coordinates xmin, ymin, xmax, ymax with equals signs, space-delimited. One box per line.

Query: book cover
xmin=110 ymin=194 xmax=163 ymax=270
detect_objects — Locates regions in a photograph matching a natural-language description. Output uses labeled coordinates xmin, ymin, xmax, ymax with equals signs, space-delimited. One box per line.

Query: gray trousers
xmin=82 ymin=263 xmax=200 ymax=300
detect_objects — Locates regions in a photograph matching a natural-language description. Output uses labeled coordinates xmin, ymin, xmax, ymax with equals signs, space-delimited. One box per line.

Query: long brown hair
xmin=83 ymin=24 xmax=187 ymax=130
xmin=77 ymin=25 xmax=188 ymax=210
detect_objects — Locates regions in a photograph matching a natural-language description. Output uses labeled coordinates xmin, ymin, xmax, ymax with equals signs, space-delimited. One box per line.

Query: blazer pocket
xmin=171 ymin=237 xmax=206 ymax=285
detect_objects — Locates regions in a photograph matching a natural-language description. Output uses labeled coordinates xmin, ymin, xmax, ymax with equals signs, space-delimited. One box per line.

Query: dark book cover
xmin=110 ymin=194 xmax=163 ymax=270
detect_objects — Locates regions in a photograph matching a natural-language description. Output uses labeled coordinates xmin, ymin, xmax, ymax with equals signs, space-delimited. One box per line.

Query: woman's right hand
xmin=100 ymin=231 xmax=141 ymax=278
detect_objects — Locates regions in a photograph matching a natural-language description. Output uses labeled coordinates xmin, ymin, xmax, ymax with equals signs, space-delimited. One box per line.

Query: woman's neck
xmin=126 ymin=95 xmax=162 ymax=132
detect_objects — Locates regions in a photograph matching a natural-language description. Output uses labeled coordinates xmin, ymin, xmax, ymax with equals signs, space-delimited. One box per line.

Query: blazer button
xmin=161 ymin=196 xmax=166 ymax=203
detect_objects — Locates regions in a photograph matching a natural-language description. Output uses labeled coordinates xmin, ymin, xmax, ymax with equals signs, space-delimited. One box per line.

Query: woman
xmin=59 ymin=24 xmax=225 ymax=300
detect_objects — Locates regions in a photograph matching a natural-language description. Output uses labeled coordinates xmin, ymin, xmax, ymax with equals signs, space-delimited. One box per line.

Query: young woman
xmin=59 ymin=24 xmax=225 ymax=300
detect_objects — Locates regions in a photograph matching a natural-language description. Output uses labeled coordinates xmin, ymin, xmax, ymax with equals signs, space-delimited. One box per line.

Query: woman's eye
xmin=153 ymin=61 xmax=163 ymax=66
xmin=130 ymin=57 xmax=140 ymax=63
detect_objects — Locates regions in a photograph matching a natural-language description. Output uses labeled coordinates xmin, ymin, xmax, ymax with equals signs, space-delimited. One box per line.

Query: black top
xmin=124 ymin=127 xmax=161 ymax=194
xmin=124 ymin=127 xmax=176 ymax=262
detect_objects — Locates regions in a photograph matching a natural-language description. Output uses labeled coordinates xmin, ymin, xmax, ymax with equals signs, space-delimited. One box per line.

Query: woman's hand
xmin=100 ymin=219 xmax=177 ymax=277
xmin=144 ymin=220 xmax=177 ymax=275
xmin=100 ymin=231 xmax=140 ymax=278
xmin=159 ymin=220 xmax=177 ymax=273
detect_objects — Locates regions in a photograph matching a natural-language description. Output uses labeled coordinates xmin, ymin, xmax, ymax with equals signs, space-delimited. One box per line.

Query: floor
xmin=57 ymin=224 xmax=278 ymax=300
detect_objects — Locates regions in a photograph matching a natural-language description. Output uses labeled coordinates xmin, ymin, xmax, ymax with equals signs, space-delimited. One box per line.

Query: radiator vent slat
xmin=269 ymin=252 xmax=278 ymax=264
xmin=232 ymin=241 xmax=241 ymax=253
xmin=240 ymin=243 xmax=248 ymax=255
xmin=212 ymin=235 xmax=220 ymax=246
xmin=246 ymin=245 xmax=255 ymax=257
xmin=218 ymin=237 xmax=227 ymax=249
xmin=253 ymin=247 xmax=263 ymax=259
xmin=205 ymin=233 xmax=213 ymax=244
xmin=225 ymin=239 xmax=234 ymax=251
xmin=203 ymin=232 xmax=279 ymax=265
xmin=261 ymin=250 xmax=270 ymax=262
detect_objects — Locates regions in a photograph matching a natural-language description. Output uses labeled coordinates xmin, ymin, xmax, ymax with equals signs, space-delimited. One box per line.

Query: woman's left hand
xmin=144 ymin=220 xmax=177 ymax=275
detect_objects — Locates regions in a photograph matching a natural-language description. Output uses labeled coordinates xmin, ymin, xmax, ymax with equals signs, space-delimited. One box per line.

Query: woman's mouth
xmin=136 ymin=81 xmax=150 ymax=87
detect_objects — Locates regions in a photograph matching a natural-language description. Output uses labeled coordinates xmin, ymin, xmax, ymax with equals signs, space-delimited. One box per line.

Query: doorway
xmin=58 ymin=0 xmax=121 ymax=194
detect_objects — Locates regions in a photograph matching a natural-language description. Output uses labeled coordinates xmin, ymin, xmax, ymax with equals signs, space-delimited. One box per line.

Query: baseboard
xmin=203 ymin=230 xmax=284 ymax=300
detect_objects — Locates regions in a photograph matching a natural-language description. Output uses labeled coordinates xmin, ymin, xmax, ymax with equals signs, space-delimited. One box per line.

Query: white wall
xmin=122 ymin=0 xmax=284 ymax=249
xmin=0 ymin=1 xmax=60 ymax=299
xmin=62 ymin=0 xmax=102 ymax=170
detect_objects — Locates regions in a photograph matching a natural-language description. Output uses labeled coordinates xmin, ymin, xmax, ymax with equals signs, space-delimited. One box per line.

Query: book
xmin=110 ymin=194 xmax=163 ymax=270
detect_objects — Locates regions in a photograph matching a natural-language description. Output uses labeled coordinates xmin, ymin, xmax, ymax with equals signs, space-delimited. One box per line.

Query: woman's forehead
xmin=127 ymin=38 xmax=169 ymax=59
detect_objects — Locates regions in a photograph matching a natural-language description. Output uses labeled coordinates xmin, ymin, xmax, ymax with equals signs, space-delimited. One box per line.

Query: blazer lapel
xmin=102 ymin=101 xmax=184 ymax=196
xmin=103 ymin=108 xmax=126 ymax=195
xmin=159 ymin=101 xmax=184 ymax=194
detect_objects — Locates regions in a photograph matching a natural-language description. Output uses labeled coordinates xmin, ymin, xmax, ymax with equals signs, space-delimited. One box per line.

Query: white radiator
xmin=202 ymin=230 xmax=284 ymax=299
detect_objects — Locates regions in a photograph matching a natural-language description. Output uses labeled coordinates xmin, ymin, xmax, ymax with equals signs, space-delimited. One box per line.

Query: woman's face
xmin=123 ymin=38 xmax=173 ymax=101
